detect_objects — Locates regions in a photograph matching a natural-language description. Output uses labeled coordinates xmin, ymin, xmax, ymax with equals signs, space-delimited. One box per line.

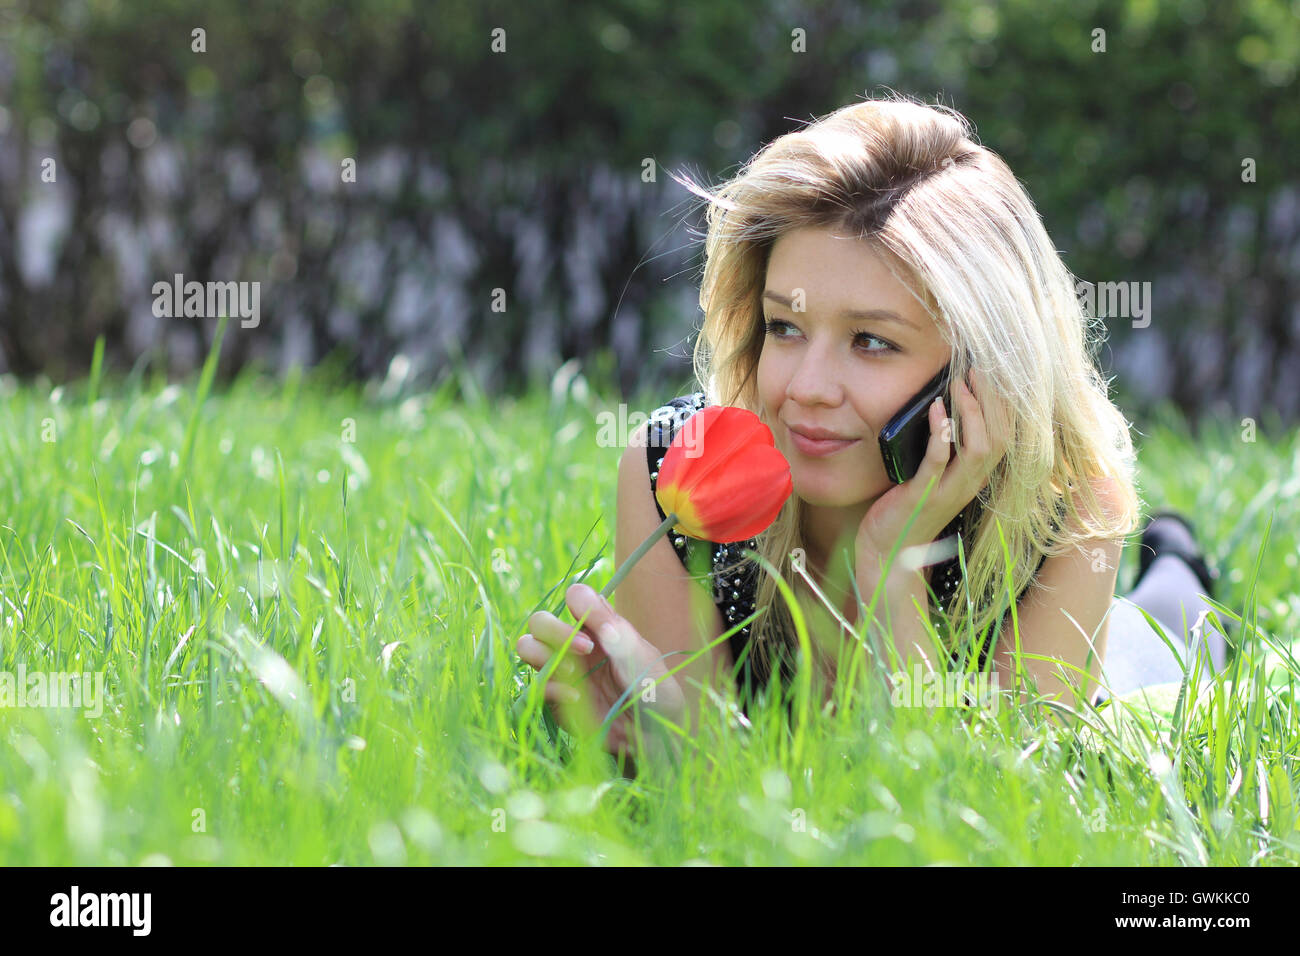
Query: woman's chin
xmin=792 ymin=471 xmax=890 ymax=509
xmin=793 ymin=482 xmax=862 ymax=508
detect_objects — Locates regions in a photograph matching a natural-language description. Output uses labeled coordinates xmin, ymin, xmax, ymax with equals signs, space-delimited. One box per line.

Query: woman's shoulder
xmin=1025 ymin=481 xmax=1126 ymax=586
xmin=1047 ymin=476 xmax=1126 ymax=532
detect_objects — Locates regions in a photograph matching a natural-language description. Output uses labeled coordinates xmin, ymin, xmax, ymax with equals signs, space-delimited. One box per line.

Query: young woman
xmin=516 ymin=96 xmax=1227 ymax=767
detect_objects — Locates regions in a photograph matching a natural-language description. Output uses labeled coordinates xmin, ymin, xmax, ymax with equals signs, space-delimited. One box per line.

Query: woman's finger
xmin=924 ymin=391 xmax=993 ymax=532
xmin=590 ymin=616 xmax=647 ymax=693
xmin=526 ymin=584 xmax=620 ymax=655
xmin=919 ymin=396 xmax=955 ymax=485
xmin=523 ymin=610 xmax=595 ymax=654
xmin=544 ymin=680 xmax=582 ymax=705
xmin=562 ymin=583 xmax=621 ymax=640
xmin=951 ymin=378 xmax=1009 ymax=506
xmin=516 ymin=634 xmax=582 ymax=681
xmin=954 ymin=378 xmax=990 ymax=457
xmin=959 ymin=375 xmax=1013 ymax=506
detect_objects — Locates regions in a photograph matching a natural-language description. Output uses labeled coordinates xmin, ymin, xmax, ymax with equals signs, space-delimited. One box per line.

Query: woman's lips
xmin=789 ymin=427 xmax=860 ymax=457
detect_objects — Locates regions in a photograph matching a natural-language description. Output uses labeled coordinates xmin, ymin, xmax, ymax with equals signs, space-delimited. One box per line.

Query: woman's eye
xmin=850 ymin=328 xmax=898 ymax=353
xmin=762 ymin=318 xmax=896 ymax=354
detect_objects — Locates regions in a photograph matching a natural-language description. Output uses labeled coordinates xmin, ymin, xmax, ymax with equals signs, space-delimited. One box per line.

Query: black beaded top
xmin=644 ymin=391 xmax=1053 ymax=715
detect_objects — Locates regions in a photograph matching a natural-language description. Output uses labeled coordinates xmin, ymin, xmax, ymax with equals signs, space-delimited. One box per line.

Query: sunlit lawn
xmin=0 ymin=335 xmax=1296 ymax=865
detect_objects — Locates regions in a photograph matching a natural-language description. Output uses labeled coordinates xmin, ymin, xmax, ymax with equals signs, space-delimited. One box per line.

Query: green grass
xmin=0 ymin=339 xmax=1296 ymax=865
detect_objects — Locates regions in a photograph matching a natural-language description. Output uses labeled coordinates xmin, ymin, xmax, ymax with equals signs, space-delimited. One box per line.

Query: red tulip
xmin=548 ymin=404 xmax=791 ymax=618
xmin=653 ymin=405 xmax=793 ymax=543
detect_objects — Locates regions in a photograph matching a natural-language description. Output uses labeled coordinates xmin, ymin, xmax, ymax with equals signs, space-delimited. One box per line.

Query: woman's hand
xmin=856 ymin=369 xmax=1011 ymax=586
xmin=515 ymin=583 xmax=686 ymax=762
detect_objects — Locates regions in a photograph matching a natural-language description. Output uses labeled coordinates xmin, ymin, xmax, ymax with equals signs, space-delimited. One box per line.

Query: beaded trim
xmin=646 ymin=392 xmax=761 ymax=649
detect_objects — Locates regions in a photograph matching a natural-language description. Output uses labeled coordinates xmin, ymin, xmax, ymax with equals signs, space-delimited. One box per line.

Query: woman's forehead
xmin=766 ymin=229 xmax=926 ymax=306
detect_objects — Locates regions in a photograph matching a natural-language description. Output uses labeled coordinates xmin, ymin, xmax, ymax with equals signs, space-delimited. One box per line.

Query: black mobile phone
xmin=879 ymin=364 xmax=954 ymax=484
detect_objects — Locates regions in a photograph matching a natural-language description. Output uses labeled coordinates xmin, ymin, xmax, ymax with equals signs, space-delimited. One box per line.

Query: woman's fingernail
xmin=575 ymin=636 xmax=595 ymax=654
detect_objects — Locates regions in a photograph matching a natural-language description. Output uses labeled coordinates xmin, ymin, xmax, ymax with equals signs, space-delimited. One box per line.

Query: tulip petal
xmin=653 ymin=405 xmax=792 ymax=543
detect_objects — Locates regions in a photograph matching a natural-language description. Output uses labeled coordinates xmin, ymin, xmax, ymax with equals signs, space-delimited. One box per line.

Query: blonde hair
xmin=668 ymin=93 xmax=1143 ymax=695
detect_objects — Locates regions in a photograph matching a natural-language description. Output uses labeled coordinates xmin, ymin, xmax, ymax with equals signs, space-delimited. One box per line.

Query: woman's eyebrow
xmin=761 ymin=290 xmax=919 ymax=331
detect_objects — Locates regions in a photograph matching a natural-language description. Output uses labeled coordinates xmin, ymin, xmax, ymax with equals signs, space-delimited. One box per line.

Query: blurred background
xmin=1 ymin=0 xmax=1297 ymax=424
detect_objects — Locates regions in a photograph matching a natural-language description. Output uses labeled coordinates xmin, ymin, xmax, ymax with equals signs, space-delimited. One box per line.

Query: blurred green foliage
xmin=0 ymin=0 xmax=1295 ymax=421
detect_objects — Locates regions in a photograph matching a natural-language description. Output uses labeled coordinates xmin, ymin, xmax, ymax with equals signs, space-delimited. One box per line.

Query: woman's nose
xmin=786 ymin=348 xmax=845 ymax=406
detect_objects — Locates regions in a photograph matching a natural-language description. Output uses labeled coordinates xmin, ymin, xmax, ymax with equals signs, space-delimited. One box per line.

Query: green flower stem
xmin=549 ymin=511 xmax=679 ymax=617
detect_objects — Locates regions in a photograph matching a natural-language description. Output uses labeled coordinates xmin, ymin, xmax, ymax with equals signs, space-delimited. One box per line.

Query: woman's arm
xmin=856 ymin=563 xmax=939 ymax=678
xmin=614 ymin=426 xmax=732 ymax=743
xmin=991 ymin=477 xmax=1126 ymax=722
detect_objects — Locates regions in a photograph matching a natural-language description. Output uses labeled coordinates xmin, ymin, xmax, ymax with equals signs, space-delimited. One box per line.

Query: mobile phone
xmin=879 ymin=363 xmax=954 ymax=484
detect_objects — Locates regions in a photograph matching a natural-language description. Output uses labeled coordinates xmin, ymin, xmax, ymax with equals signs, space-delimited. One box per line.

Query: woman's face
xmin=756 ymin=225 xmax=953 ymax=508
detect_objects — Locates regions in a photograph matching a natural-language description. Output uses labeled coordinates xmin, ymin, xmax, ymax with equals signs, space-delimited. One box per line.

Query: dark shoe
xmin=1135 ymin=509 xmax=1220 ymax=600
